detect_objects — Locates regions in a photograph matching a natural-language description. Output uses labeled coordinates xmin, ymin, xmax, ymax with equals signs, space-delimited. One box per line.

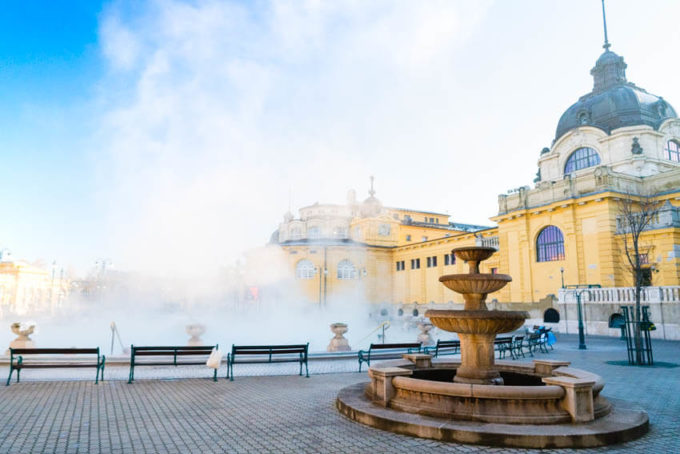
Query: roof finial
xmin=369 ymin=175 xmax=375 ymax=197
xmin=601 ymin=0 xmax=611 ymax=50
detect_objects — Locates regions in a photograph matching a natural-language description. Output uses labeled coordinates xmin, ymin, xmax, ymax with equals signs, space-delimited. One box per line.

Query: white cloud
xmin=95 ymin=0 xmax=493 ymax=277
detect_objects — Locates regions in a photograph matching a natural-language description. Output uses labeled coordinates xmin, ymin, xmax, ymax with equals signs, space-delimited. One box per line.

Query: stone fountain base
xmin=336 ymin=355 xmax=648 ymax=448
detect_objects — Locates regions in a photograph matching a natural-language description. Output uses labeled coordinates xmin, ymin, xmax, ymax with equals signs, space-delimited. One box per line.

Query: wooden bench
xmin=227 ymin=344 xmax=309 ymax=381
xmin=495 ymin=336 xmax=514 ymax=359
xmin=6 ymin=348 xmax=105 ymax=386
xmin=510 ymin=335 xmax=526 ymax=359
xmin=424 ymin=340 xmax=460 ymax=358
xmin=128 ymin=345 xmax=218 ymax=383
xmin=358 ymin=342 xmax=421 ymax=372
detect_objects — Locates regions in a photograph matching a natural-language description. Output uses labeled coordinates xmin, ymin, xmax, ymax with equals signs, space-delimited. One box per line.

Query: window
xmin=378 ymin=224 xmax=391 ymax=236
xmin=536 ymin=226 xmax=565 ymax=262
xmin=421 ymin=236 xmax=428 ymax=242
xmin=295 ymin=260 xmax=315 ymax=279
xmin=337 ymin=260 xmax=357 ymax=280
xmin=564 ymin=147 xmax=601 ymax=175
xmin=333 ymin=227 xmax=348 ymax=238
xmin=665 ymin=140 xmax=680 ymax=162
xmin=426 ymin=256 xmax=437 ymax=268
xmin=308 ymin=226 xmax=320 ymax=239
xmin=410 ymin=258 xmax=420 ymax=269
xmin=396 ymin=260 xmax=405 ymax=271
xmin=444 ymin=253 xmax=456 ymax=265
xmin=490 ymin=267 xmax=498 ymax=275
xmin=290 ymin=227 xmax=302 ymax=240
xmin=406 ymin=235 xmax=412 ymax=241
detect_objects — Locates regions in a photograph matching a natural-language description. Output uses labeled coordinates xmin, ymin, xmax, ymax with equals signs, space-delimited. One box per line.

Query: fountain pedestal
xmin=456 ymin=333 xmax=501 ymax=384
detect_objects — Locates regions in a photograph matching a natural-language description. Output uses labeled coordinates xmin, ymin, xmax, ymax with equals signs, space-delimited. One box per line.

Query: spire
xmin=368 ymin=175 xmax=375 ymax=197
xmin=601 ymin=0 xmax=610 ymax=50
xmin=591 ymin=0 xmax=626 ymax=94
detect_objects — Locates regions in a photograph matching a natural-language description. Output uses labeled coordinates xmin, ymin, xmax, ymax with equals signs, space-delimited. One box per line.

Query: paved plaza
xmin=0 ymin=334 xmax=678 ymax=453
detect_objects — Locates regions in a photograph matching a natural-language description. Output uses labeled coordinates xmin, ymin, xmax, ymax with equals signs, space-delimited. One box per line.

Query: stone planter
xmin=186 ymin=324 xmax=206 ymax=346
xmin=327 ymin=323 xmax=351 ymax=352
xmin=417 ymin=322 xmax=434 ymax=346
xmin=8 ymin=322 xmax=36 ymax=352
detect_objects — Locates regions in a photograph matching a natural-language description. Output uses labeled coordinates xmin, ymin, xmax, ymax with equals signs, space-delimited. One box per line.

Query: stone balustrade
xmin=558 ymin=286 xmax=680 ymax=304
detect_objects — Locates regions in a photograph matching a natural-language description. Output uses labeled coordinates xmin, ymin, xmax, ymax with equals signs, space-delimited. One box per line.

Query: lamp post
xmin=560 ymin=267 xmax=565 ymax=288
xmin=564 ymin=284 xmax=600 ymax=350
xmin=575 ymin=291 xmax=587 ymax=350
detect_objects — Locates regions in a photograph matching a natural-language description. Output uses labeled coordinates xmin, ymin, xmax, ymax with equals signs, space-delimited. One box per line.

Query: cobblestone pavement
xmin=0 ymin=334 xmax=677 ymax=453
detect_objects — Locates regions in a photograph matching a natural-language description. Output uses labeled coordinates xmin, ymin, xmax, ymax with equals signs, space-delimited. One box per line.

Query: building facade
xmin=256 ymin=42 xmax=680 ymax=338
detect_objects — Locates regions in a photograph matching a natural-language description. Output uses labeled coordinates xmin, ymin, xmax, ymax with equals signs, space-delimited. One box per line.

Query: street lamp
xmin=560 ymin=267 xmax=565 ymax=288
xmin=564 ymin=284 xmax=601 ymax=350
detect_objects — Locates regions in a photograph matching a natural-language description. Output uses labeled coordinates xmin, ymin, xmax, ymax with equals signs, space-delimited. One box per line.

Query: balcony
xmin=475 ymin=235 xmax=499 ymax=250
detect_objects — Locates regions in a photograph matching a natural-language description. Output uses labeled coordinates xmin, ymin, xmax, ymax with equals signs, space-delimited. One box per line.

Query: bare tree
xmin=617 ymin=191 xmax=662 ymax=364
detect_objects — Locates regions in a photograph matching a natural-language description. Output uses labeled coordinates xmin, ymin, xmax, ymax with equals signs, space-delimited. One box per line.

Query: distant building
xmin=0 ymin=259 xmax=69 ymax=316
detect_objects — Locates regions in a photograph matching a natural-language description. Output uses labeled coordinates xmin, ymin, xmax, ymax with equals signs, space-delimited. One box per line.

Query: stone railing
xmin=498 ymin=165 xmax=680 ymax=215
xmin=475 ymin=235 xmax=499 ymax=250
xmin=558 ymin=286 xmax=680 ymax=304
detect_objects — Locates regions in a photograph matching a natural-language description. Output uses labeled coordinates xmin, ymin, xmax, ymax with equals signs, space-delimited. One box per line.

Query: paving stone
xmin=0 ymin=334 xmax=677 ymax=452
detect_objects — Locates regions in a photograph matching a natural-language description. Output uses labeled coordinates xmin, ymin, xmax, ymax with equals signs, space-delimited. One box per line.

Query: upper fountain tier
xmin=438 ymin=246 xmax=512 ymax=311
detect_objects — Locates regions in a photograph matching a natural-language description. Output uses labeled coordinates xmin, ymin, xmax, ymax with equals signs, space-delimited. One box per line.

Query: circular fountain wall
xmin=337 ymin=247 xmax=649 ymax=448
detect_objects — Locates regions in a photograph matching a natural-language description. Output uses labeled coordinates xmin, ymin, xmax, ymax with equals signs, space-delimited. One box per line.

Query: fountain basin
xmin=337 ymin=356 xmax=648 ymax=448
xmin=451 ymin=246 xmax=497 ymax=263
xmin=426 ymin=310 xmax=528 ymax=334
xmin=438 ymin=274 xmax=511 ymax=295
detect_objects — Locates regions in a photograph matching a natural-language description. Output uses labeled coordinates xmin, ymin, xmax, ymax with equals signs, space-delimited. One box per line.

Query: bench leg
xmin=358 ymin=359 xmax=362 ymax=372
xmin=229 ymin=363 xmax=234 ymax=382
xmin=213 ymin=368 xmax=217 ymax=382
xmin=16 ymin=369 xmax=20 ymax=383
xmin=305 ymin=361 xmax=309 ymax=378
xmin=5 ymin=367 xmax=12 ymax=386
xmin=128 ymin=365 xmax=134 ymax=384
xmin=101 ymin=364 xmax=105 ymax=382
xmin=95 ymin=367 xmax=99 ymax=385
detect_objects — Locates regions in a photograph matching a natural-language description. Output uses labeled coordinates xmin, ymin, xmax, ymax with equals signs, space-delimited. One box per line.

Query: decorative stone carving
xmin=186 ymin=324 xmax=205 ymax=346
xmin=327 ymin=323 xmax=351 ymax=352
xmin=9 ymin=322 xmax=36 ymax=351
xmin=631 ymin=137 xmax=643 ymax=154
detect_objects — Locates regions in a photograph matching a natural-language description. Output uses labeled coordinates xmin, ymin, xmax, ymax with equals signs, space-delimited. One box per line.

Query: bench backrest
xmin=436 ymin=340 xmax=460 ymax=347
xmin=131 ymin=345 xmax=215 ymax=356
xmin=11 ymin=348 xmax=99 ymax=355
xmin=231 ymin=344 xmax=308 ymax=356
xmin=494 ymin=337 xmax=513 ymax=343
xmin=368 ymin=342 xmax=421 ymax=351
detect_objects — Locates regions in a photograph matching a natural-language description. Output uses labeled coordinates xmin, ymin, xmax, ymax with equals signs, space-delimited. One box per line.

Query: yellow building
xmin=257 ymin=41 xmax=680 ymax=338
xmin=0 ymin=256 xmax=69 ymax=317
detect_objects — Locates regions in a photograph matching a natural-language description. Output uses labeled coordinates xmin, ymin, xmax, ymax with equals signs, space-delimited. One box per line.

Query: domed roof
xmin=555 ymin=49 xmax=676 ymax=142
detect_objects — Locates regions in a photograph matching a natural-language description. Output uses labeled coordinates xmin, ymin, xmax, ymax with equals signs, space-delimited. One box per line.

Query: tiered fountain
xmin=428 ymin=246 xmax=525 ymax=385
xmin=337 ymin=247 xmax=649 ymax=448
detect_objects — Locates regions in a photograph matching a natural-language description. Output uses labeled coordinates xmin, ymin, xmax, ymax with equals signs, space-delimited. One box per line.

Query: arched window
xmin=536 ymin=226 xmax=565 ymax=262
xmin=295 ymin=260 xmax=315 ymax=279
xmin=337 ymin=260 xmax=356 ymax=280
xmin=665 ymin=140 xmax=680 ymax=162
xmin=564 ymin=147 xmax=601 ymax=175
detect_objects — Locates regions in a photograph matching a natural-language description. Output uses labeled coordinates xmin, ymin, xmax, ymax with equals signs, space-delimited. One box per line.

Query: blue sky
xmin=1 ymin=0 xmax=680 ymax=276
